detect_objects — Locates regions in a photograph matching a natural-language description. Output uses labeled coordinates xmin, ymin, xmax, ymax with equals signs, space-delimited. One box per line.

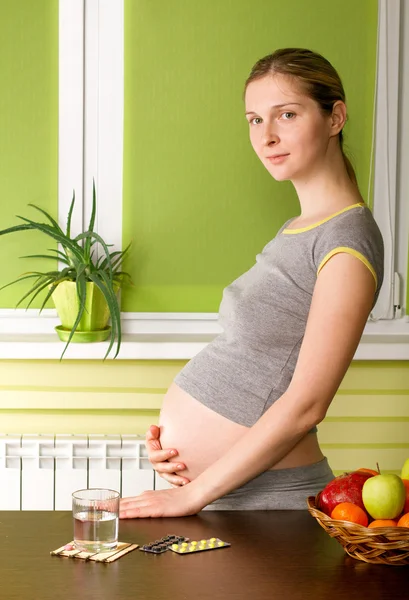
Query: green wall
xmin=0 ymin=1 xmax=379 ymax=312
xmin=122 ymin=0 xmax=378 ymax=312
xmin=0 ymin=0 xmax=59 ymax=308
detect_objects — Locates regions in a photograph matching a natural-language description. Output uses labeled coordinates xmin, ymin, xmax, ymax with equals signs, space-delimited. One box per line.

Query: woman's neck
xmin=291 ymin=153 xmax=363 ymax=221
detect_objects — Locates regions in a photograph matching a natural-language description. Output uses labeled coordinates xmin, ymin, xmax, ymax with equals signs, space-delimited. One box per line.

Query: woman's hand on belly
xmin=146 ymin=425 xmax=190 ymax=486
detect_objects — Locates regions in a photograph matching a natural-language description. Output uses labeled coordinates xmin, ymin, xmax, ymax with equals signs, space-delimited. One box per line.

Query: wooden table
xmin=1 ymin=510 xmax=408 ymax=599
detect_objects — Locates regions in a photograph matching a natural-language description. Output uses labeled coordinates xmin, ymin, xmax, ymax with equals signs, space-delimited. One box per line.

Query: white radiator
xmin=0 ymin=434 xmax=171 ymax=510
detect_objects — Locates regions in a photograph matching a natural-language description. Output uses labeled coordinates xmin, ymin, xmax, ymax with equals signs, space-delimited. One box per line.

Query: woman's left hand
xmin=119 ymin=485 xmax=204 ymax=519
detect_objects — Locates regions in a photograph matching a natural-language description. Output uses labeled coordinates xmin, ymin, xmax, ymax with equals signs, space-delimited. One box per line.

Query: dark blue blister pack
xmin=140 ymin=534 xmax=189 ymax=554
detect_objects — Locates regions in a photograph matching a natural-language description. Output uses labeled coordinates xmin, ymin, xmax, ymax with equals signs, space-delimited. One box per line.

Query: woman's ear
xmin=330 ymin=101 xmax=347 ymax=136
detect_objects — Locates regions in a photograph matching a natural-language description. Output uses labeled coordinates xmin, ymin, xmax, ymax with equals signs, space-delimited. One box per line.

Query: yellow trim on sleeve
xmin=283 ymin=202 xmax=365 ymax=234
xmin=317 ymin=247 xmax=377 ymax=288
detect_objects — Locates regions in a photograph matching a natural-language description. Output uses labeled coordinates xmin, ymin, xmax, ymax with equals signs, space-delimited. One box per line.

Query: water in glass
xmin=74 ymin=510 xmax=118 ymax=552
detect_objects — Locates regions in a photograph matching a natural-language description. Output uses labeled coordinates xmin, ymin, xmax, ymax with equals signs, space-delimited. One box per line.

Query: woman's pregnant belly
xmin=158 ymin=383 xmax=324 ymax=481
xmin=158 ymin=382 xmax=249 ymax=481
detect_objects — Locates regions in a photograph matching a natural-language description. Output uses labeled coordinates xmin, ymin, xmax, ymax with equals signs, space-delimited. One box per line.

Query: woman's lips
xmin=266 ymin=154 xmax=289 ymax=164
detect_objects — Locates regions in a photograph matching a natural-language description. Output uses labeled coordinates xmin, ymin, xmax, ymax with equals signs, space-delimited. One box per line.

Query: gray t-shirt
xmin=174 ymin=203 xmax=384 ymax=430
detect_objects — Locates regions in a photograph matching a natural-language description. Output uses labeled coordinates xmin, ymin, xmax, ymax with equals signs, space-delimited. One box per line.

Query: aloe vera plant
xmin=0 ymin=182 xmax=131 ymax=358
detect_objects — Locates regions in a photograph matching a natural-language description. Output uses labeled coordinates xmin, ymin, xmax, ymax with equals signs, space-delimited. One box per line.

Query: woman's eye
xmin=281 ymin=112 xmax=295 ymax=120
xmin=250 ymin=117 xmax=262 ymax=125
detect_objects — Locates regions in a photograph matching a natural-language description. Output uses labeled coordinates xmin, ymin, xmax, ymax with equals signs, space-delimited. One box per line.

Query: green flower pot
xmin=52 ymin=281 xmax=116 ymax=340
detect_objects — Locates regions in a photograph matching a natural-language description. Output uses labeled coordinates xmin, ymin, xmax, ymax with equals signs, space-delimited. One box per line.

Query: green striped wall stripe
xmin=321 ymin=448 xmax=409 ymax=472
xmin=336 ymin=389 xmax=409 ymax=395
xmin=1 ymin=361 xmax=409 ymax=389
xmin=341 ymin=366 xmax=409 ymax=389
xmin=1 ymin=391 xmax=408 ymax=416
xmin=324 ymin=417 xmax=409 ymax=422
xmin=0 ymin=386 xmax=168 ymax=393
xmin=321 ymin=444 xmax=409 ymax=449
xmin=0 ymin=360 xmax=185 ymax=387
xmin=326 ymin=395 xmax=409 ymax=417
xmin=0 ymin=392 xmax=164 ymax=410
xmin=1 ymin=386 xmax=409 ymax=396
xmin=0 ymin=410 xmax=159 ymax=435
xmin=319 ymin=423 xmax=409 ymax=445
xmin=332 ymin=471 xmax=400 ymax=476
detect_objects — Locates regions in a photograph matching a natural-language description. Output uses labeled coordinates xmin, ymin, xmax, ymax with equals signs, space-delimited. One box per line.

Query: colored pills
xmin=169 ymin=538 xmax=231 ymax=554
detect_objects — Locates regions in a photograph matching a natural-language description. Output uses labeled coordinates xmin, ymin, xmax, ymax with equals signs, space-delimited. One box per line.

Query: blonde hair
xmin=245 ymin=48 xmax=358 ymax=188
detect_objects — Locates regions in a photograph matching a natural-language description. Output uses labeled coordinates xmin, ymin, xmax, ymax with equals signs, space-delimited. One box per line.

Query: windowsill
xmin=0 ymin=332 xmax=216 ymax=360
xmin=0 ymin=310 xmax=408 ymax=360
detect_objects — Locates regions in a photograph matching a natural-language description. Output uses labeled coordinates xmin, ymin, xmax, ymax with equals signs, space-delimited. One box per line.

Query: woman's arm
xmin=120 ymin=252 xmax=376 ymax=518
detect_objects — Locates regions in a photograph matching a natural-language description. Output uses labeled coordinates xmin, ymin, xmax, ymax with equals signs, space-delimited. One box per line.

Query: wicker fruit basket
xmin=307 ymin=494 xmax=409 ymax=566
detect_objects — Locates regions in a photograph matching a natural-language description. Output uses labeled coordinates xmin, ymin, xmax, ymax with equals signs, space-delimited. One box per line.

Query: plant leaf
xmin=1 ymin=262 xmax=83 ymax=311
xmin=0 ymin=224 xmax=36 ymax=236
xmin=59 ymin=272 xmax=87 ymax=360
xmin=47 ymin=248 xmax=70 ymax=261
xmin=27 ymin=204 xmax=64 ymax=235
xmin=84 ymin=180 xmax=97 ymax=262
xmin=88 ymin=271 xmax=121 ymax=359
xmin=113 ymin=272 xmax=133 ymax=286
xmin=21 ymin=277 xmax=57 ymax=310
xmin=66 ymin=191 xmax=75 ymax=238
xmin=98 ymin=242 xmax=132 ymax=272
xmin=16 ymin=217 xmax=85 ymax=263
xmin=75 ymin=231 xmax=113 ymax=281
xmin=0 ymin=272 xmax=45 ymax=293
xmin=19 ymin=254 xmax=68 ymax=265
xmin=88 ymin=179 xmax=97 ymax=233
xmin=15 ymin=275 xmax=55 ymax=308
xmin=38 ymin=282 xmax=59 ymax=313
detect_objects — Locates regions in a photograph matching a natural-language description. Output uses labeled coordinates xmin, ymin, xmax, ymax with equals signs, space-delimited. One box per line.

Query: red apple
xmin=318 ymin=471 xmax=375 ymax=516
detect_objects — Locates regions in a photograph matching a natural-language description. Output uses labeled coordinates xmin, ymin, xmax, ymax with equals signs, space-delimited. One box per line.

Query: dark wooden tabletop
xmin=1 ymin=510 xmax=408 ymax=600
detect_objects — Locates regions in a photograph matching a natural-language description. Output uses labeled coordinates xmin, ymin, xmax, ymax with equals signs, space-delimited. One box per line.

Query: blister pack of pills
xmin=169 ymin=538 xmax=230 ymax=554
xmin=140 ymin=534 xmax=189 ymax=554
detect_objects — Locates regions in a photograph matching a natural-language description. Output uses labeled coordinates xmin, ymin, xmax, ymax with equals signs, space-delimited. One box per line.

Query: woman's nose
xmin=261 ymin=126 xmax=279 ymax=146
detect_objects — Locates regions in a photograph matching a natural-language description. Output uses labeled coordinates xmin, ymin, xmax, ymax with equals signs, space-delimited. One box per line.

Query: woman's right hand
xmin=145 ymin=424 xmax=190 ymax=486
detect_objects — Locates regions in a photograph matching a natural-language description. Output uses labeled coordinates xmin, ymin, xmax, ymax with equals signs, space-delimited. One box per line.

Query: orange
xmin=402 ymin=479 xmax=409 ymax=514
xmin=368 ymin=519 xmax=398 ymax=528
xmin=356 ymin=468 xmax=379 ymax=476
xmin=397 ymin=513 xmax=409 ymax=528
xmin=331 ymin=502 xmax=369 ymax=527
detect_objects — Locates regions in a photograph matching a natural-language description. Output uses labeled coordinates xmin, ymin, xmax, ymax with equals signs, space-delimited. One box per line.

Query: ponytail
xmin=342 ymin=153 xmax=359 ymax=188
xmin=339 ymin=130 xmax=359 ymax=190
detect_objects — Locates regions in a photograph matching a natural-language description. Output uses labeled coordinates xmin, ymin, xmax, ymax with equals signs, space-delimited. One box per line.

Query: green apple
xmin=362 ymin=474 xmax=406 ymax=519
xmin=401 ymin=458 xmax=409 ymax=480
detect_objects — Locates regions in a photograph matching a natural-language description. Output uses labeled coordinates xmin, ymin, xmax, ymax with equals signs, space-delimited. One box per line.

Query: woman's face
xmin=244 ymin=74 xmax=334 ymax=183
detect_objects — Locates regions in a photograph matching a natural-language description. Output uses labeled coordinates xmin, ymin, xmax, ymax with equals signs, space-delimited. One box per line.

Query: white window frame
xmin=370 ymin=0 xmax=402 ymax=321
xmin=0 ymin=0 xmax=408 ymax=360
xmin=59 ymin=0 xmax=123 ymax=248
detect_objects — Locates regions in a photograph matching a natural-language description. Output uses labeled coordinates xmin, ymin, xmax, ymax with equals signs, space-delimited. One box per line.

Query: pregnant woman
xmin=120 ymin=48 xmax=384 ymax=518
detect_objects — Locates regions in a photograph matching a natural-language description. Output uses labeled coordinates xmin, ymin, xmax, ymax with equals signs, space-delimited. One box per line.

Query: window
xmin=1 ymin=0 xmax=408 ymax=360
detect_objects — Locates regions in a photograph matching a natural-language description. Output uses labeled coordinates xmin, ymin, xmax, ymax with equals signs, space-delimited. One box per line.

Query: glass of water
xmin=72 ymin=488 xmax=120 ymax=552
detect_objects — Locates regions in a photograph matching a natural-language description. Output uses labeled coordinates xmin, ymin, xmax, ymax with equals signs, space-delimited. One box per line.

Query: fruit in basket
xmin=402 ymin=479 xmax=409 ymax=513
xmin=331 ymin=502 xmax=368 ymax=527
xmin=362 ymin=474 xmax=406 ymax=519
xmin=401 ymin=458 xmax=409 ymax=480
xmin=356 ymin=467 xmax=379 ymax=476
xmin=367 ymin=519 xmax=398 ymax=528
xmin=318 ymin=470 xmax=374 ymax=516
xmin=397 ymin=513 xmax=409 ymax=528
